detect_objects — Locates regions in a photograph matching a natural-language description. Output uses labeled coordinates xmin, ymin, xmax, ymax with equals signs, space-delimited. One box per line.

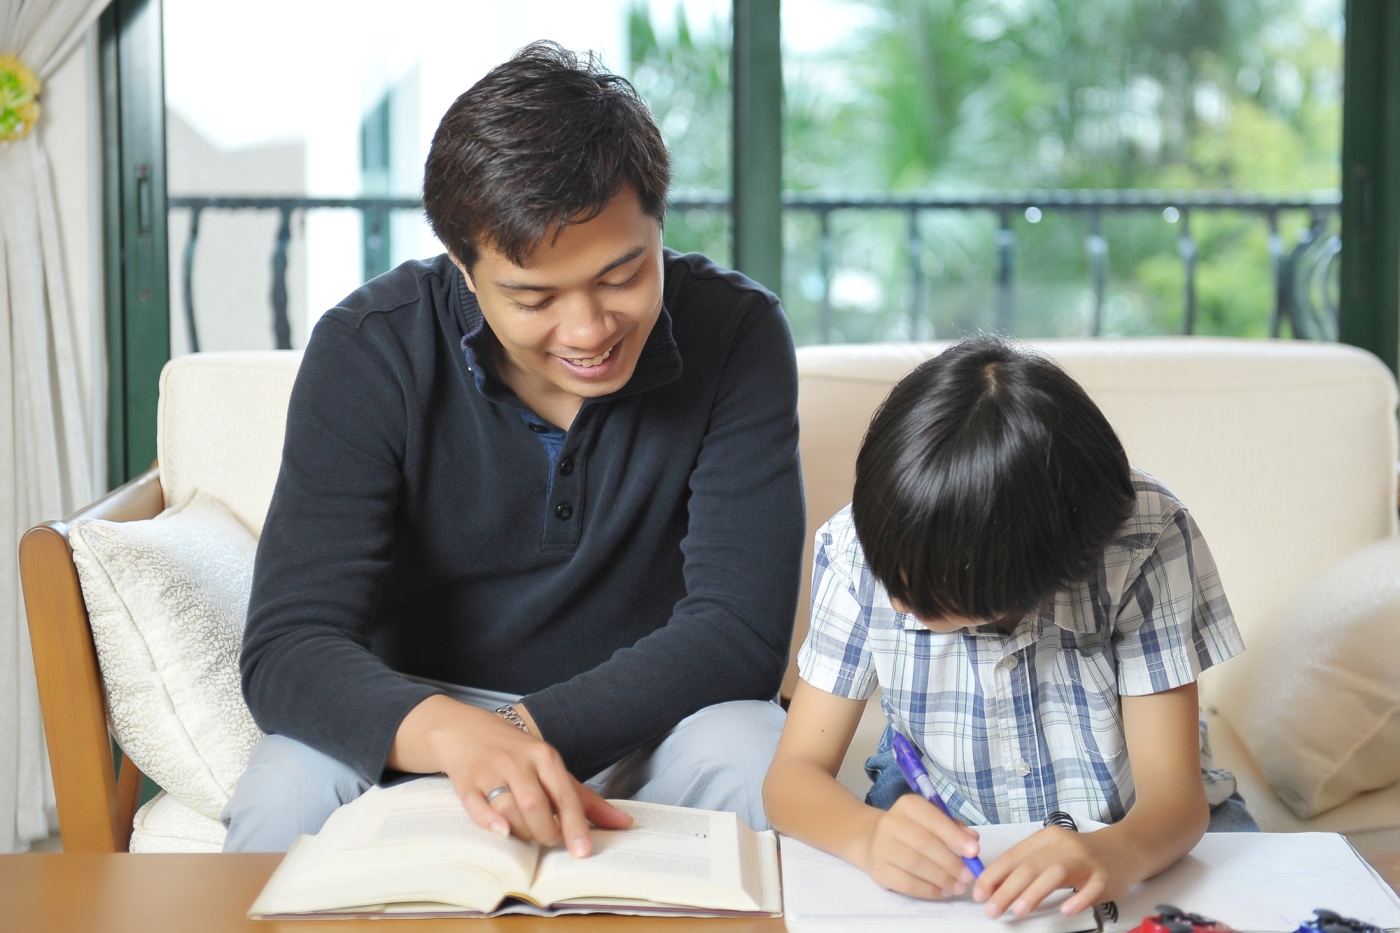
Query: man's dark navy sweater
xmin=240 ymin=250 xmax=805 ymax=782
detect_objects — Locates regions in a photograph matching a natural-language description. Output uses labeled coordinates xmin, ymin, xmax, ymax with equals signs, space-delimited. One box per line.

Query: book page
xmin=781 ymin=823 xmax=1098 ymax=933
xmin=527 ymin=800 xmax=766 ymax=912
xmin=1108 ymin=832 xmax=1400 ymax=932
xmin=251 ymin=777 xmax=539 ymax=915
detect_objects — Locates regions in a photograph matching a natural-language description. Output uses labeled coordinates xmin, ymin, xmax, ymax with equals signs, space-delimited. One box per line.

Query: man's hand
xmin=853 ymin=793 xmax=981 ymax=900
xmin=972 ymin=824 xmax=1125 ymax=918
xmin=389 ymin=695 xmax=632 ymax=856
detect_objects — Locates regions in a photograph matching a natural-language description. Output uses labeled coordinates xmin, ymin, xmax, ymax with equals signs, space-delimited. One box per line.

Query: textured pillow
xmin=70 ymin=491 xmax=263 ymax=820
xmin=1216 ymin=537 xmax=1400 ymax=818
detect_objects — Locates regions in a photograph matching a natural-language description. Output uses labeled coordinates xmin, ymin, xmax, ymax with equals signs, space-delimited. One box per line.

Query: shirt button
xmin=528 ymin=422 xmax=548 ymax=434
xmin=1004 ymin=655 xmax=1020 ymax=669
xmin=559 ymin=457 xmax=574 ymax=475
xmin=555 ymin=503 xmax=573 ymax=521
xmin=1015 ymin=760 xmax=1031 ymax=777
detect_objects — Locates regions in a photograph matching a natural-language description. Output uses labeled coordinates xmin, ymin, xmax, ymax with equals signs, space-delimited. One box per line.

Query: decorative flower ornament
xmin=0 ymin=55 xmax=41 ymax=145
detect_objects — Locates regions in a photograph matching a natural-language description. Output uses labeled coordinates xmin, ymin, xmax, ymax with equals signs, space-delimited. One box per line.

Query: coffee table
xmin=2 ymin=852 xmax=1397 ymax=933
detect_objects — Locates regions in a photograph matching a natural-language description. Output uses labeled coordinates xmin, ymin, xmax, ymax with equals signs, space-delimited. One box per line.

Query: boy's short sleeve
xmin=1114 ymin=506 xmax=1245 ymax=696
xmin=797 ymin=518 xmax=879 ymax=701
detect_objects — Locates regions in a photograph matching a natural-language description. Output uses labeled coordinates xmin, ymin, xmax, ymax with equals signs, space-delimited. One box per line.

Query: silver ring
xmin=486 ymin=786 xmax=511 ymax=803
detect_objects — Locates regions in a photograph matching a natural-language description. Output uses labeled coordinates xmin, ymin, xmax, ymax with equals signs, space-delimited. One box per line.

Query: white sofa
xmin=77 ymin=338 xmax=1400 ymax=851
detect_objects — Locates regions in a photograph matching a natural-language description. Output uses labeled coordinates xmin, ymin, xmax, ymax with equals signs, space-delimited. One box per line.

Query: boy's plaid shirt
xmin=798 ymin=469 xmax=1245 ymax=826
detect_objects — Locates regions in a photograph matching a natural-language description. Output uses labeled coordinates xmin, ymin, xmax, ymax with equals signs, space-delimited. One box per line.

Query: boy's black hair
xmin=423 ymin=41 xmax=670 ymax=270
xmin=852 ymin=336 xmax=1136 ymax=622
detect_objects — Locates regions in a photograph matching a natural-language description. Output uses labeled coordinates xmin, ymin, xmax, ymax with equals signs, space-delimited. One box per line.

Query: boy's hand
xmin=973 ymin=825 xmax=1125 ymax=918
xmin=855 ymin=794 xmax=982 ymax=900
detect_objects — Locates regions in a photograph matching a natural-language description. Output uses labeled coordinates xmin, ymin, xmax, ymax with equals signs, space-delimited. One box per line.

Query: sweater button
xmin=555 ymin=503 xmax=573 ymax=520
xmin=559 ymin=457 xmax=574 ymax=475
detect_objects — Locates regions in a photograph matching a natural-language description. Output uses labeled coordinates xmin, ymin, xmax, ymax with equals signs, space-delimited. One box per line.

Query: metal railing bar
xmin=907 ymin=208 xmax=923 ymax=339
xmin=271 ymin=207 xmax=293 ymax=350
xmin=818 ymin=210 xmax=833 ymax=343
xmin=170 ymin=190 xmax=1343 ymax=214
xmin=1267 ymin=210 xmax=1285 ymax=338
xmin=996 ymin=209 xmax=1015 ymax=333
xmin=780 ymin=189 xmax=1340 ymax=212
xmin=168 ymin=189 xmax=1342 ymax=350
xmin=169 ymin=196 xmax=424 ymax=211
xmin=1179 ymin=208 xmax=1197 ymax=335
xmin=182 ymin=206 xmax=202 ymax=353
xmin=1087 ymin=210 xmax=1107 ymax=338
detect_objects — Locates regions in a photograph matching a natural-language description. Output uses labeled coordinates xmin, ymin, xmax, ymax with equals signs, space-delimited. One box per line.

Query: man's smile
xmin=554 ymin=336 xmax=626 ymax=378
xmin=560 ymin=346 xmax=613 ymax=367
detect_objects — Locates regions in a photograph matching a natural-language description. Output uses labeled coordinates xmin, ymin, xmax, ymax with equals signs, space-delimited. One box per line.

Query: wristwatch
xmin=495 ymin=704 xmax=530 ymax=735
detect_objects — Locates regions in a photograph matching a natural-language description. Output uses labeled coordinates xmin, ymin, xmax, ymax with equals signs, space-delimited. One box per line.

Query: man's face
xmin=454 ymin=185 xmax=664 ymax=412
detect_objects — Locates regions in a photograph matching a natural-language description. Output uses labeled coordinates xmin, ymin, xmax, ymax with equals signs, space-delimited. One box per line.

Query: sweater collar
xmin=452 ymin=263 xmax=682 ymax=408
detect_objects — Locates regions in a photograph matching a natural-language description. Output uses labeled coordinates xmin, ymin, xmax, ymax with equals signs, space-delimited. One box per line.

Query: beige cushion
xmin=70 ymin=491 xmax=264 ymax=821
xmin=792 ymin=338 xmax=1399 ymax=705
xmin=129 ymin=791 xmax=227 ymax=853
xmin=158 ymin=351 xmax=302 ymax=538
xmin=1206 ymin=710 xmax=1400 ymax=851
xmin=1215 ymin=538 xmax=1400 ymax=818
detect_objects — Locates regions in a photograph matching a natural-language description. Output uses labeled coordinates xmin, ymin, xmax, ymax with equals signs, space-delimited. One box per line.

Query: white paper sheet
xmin=780 ymin=823 xmax=1098 ymax=933
xmin=781 ymin=826 xmax=1400 ymax=933
xmin=1108 ymin=832 xmax=1400 ymax=933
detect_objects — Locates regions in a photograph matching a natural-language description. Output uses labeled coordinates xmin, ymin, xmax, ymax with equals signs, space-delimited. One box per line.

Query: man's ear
xmin=448 ymin=252 xmax=477 ymax=294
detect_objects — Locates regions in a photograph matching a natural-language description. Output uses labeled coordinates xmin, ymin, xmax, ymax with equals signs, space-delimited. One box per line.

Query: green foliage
xmin=628 ymin=3 xmax=732 ymax=264
xmin=626 ymin=0 xmax=1343 ymax=344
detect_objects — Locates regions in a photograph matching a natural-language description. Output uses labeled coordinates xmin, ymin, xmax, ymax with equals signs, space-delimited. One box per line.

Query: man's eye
xmin=602 ymin=269 xmax=641 ymax=290
xmin=511 ymin=298 xmax=550 ymax=311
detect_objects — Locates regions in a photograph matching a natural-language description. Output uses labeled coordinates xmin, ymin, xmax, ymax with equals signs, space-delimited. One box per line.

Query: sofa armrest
xmin=18 ymin=468 xmax=163 ymax=852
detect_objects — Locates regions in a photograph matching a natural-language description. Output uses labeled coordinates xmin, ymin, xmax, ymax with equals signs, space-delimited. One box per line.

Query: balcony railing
xmin=169 ymin=190 xmax=1341 ymax=352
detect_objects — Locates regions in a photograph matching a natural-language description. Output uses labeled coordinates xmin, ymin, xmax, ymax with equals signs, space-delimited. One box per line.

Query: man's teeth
xmin=566 ymin=348 xmax=612 ymax=367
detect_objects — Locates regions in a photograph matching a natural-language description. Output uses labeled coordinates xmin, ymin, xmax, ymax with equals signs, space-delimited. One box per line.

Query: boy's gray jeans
xmin=221 ymin=679 xmax=786 ymax=852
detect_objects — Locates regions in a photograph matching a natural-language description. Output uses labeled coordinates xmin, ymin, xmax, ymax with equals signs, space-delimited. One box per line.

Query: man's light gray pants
xmin=222 ymin=681 xmax=785 ymax=852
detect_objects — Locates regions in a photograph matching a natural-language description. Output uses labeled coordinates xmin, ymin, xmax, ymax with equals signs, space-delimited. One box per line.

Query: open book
xmin=248 ymin=776 xmax=781 ymax=919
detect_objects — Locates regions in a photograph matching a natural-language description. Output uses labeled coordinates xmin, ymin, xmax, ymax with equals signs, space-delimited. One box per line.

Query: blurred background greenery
xmin=629 ymin=0 xmax=1343 ymax=345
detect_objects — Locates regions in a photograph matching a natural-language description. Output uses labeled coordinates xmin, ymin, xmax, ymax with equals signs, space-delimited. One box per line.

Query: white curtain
xmin=1 ymin=0 xmax=111 ymax=852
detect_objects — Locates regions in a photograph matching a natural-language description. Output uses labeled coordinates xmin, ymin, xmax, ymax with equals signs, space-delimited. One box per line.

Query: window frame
xmin=100 ymin=0 xmax=170 ymax=490
xmin=1338 ymin=0 xmax=1400 ymax=372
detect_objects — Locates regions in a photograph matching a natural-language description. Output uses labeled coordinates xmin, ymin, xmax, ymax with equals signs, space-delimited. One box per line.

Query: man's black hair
xmin=851 ymin=336 xmax=1136 ymax=622
xmin=423 ymin=41 xmax=670 ymax=269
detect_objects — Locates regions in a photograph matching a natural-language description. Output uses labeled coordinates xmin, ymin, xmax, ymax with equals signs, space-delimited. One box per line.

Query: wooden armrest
xmin=61 ymin=466 xmax=164 ymax=527
xmin=18 ymin=468 xmax=163 ymax=852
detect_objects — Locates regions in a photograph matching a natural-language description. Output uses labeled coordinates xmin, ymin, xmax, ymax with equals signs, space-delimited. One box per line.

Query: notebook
xmin=780 ymin=823 xmax=1400 ymax=933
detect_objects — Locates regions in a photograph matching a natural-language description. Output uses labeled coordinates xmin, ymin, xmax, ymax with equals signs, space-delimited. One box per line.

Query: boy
xmin=764 ymin=337 xmax=1251 ymax=920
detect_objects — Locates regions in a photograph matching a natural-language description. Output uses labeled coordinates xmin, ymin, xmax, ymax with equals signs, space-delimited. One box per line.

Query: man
xmin=223 ymin=42 xmax=804 ymax=854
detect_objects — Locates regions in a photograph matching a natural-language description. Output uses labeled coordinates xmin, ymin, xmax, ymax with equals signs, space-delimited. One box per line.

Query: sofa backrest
xmin=158 ymin=351 xmax=303 ymax=538
xmin=793 ymin=338 xmax=1399 ymax=705
xmin=157 ymin=339 xmax=1400 ymax=707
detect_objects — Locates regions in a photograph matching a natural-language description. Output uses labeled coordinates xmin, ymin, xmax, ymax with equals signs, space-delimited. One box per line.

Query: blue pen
xmin=891 ymin=731 xmax=985 ymax=878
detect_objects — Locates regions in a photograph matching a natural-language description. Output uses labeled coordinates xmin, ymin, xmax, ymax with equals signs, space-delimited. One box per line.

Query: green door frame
xmin=731 ymin=0 xmax=783 ymax=298
xmin=1339 ymin=0 xmax=1400 ymax=373
xmin=100 ymin=0 xmax=170 ymax=490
